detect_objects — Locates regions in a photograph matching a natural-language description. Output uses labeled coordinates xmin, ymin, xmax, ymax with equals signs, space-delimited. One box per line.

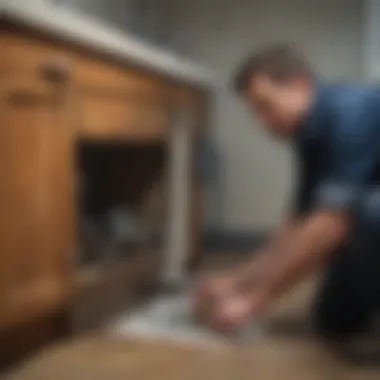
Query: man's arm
xmin=211 ymin=210 xmax=350 ymax=330
xmin=249 ymin=209 xmax=349 ymax=314
xmin=229 ymin=219 xmax=300 ymax=290
xmin=230 ymin=156 xmax=310 ymax=292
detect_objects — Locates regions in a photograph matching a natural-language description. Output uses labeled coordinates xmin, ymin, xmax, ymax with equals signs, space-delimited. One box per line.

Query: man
xmin=193 ymin=45 xmax=380 ymax=346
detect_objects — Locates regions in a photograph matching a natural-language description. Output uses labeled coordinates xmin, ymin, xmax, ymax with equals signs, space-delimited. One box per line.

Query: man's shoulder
xmin=324 ymin=83 xmax=380 ymax=114
xmin=322 ymin=83 xmax=380 ymax=144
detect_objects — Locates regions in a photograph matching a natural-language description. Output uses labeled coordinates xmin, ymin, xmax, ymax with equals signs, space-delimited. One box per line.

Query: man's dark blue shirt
xmin=294 ymin=83 xmax=380 ymax=229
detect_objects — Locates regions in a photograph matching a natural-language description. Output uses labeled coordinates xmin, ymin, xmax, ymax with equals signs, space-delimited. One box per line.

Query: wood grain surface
xmin=5 ymin=279 xmax=380 ymax=380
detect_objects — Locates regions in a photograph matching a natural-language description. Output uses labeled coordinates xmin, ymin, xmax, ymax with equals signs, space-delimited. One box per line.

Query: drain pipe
xmin=164 ymin=107 xmax=192 ymax=285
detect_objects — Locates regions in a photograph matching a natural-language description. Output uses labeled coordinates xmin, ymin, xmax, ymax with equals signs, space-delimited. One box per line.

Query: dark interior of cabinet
xmin=75 ymin=139 xmax=169 ymax=269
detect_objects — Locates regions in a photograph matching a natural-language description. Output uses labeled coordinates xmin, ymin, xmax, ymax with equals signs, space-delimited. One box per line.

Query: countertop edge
xmin=0 ymin=0 xmax=216 ymax=88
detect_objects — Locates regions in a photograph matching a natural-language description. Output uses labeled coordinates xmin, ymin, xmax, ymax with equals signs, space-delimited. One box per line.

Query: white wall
xmin=364 ymin=0 xmax=380 ymax=80
xmin=50 ymin=0 xmax=183 ymax=50
xmin=174 ymin=0 xmax=365 ymax=230
xmin=52 ymin=0 xmax=133 ymax=31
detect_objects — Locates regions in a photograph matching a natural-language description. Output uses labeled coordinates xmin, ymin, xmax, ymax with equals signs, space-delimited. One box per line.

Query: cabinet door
xmin=0 ymin=78 xmax=75 ymax=329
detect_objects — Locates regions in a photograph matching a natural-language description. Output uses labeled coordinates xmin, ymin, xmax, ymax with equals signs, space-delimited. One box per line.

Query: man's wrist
xmin=229 ymin=267 xmax=261 ymax=293
xmin=228 ymin=268 xmax=245 ymax=289
xmin=248 ymin=281 xmax=273 ymax=316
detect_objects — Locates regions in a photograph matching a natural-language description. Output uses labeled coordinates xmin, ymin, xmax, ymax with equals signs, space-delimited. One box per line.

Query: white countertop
xmin=0 ymin=0 xmax=215 ymax=88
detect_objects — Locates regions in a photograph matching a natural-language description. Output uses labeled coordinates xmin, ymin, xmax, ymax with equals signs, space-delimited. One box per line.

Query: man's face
xmin=244 ymin=74 xmax=311 ymax=137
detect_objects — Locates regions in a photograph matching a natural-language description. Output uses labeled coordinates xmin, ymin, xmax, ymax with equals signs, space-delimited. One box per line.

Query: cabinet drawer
xmin=79 ymin=95 xmax=172 ymax=139
xmin=74 ymin=56 xmax=167 ymax=94
xmin=0 ymin=34 xmax=170 ymax=98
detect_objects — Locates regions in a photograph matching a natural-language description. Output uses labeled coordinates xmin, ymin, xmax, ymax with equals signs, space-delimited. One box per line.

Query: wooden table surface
xmin=0 ymin=336 xmax=324 ymax=380
xmin=5 ymin=333 xmax=380 ymax=380
xmin=5 ymin=274 xmax=380 ymax=380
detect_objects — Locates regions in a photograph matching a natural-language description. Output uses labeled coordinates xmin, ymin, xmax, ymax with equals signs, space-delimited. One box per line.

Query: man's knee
xmin=313 ymin=306 xmax=364 ymax=342
xmin=312 ymin=268 xmax=370 ymax=342
xmin=313 ymin=301 xmax=352 ymax=342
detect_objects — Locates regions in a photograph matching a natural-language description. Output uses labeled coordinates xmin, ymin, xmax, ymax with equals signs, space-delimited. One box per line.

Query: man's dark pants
xmin=313 ymin=203 xmax=380 ymax=341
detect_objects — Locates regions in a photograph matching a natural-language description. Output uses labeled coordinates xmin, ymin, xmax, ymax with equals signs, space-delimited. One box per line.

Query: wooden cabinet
xmin=0 ymin=77 xmax=75 ymax=328
xmin=0 ymin=22 xmax=209 ymax=362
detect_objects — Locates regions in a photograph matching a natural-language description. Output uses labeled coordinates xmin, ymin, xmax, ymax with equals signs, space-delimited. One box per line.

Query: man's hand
xmin=192 ymin=276 xmax=267 ymax=332
xmin=214 ymin=287 xmax=269 ymax=331
xmin=191 ymin=272 xmax=236 ymax=330
xmin=191 ymin=271 xmax=265 ymax=332
xmin=191 ymin=210 xmax=348 ymax=332
xmin=191 ymin=272 xmax=237 ymax=312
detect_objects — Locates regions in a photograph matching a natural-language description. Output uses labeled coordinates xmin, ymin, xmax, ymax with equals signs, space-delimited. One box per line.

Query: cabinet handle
xmin=4 ymin=60 xmax=71 ymax=105
xmin=39 ymin=59 xmax=71 ymax=84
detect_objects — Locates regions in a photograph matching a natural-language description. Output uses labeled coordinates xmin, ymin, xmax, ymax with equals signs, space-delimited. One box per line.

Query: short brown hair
xmin=233 ymin=44 xmax=313 ymax=94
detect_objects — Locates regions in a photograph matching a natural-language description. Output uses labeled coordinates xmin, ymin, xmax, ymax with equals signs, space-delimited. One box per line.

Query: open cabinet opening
xmin=75 ymin=139 xmax=169 ymax=270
